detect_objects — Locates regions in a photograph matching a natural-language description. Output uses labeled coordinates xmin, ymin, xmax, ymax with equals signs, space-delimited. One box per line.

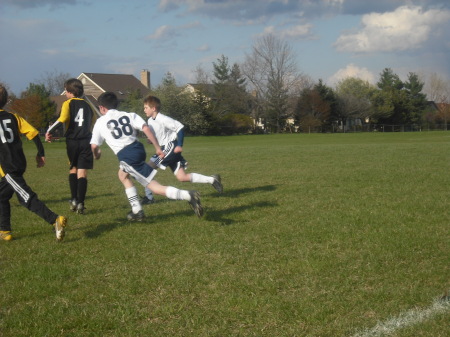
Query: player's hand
xmin=94 ymin=148 xmax=101 ymax=160
xmin=36 ymin=156 xmax=45 ymax=168
xmin=156 ymin=149 xmax=165 ymax=159
xmin=45 ymin=133 xmax=52 ymax=143
xmin=174 ymin=146 xmax=183 ymax=153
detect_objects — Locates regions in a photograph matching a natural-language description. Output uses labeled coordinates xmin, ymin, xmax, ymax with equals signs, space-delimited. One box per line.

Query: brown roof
xmin=79 ymin=73 xmax=150 ymax=97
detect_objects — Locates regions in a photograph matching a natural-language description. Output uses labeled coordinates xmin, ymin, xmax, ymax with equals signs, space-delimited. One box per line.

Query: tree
xmin=242 ymin=34 xmax=302 ymax=133
xmin=373 ymin=68 xmax=407 ymax=125
xmin=153 ymin=72 xmax=214 ymax=135
xmin=211 ymin=55 xmax=251 ymax=133
xmin=12 ymin=83 xmax=55 ymax=130
xmin=403 ymin=72 xmax=427 ymax=125
xmin=37 ymin=70 xmax=72 ymax=96
xmin=423 ymin=73 xmax=450 ymax=129
xmin=295 ymin=87 xmax=330 ymax=132
xmin=335 ymin=77 xmax=377 ymax=128
xmin=118 ymin=89 xmax=146 ymax=118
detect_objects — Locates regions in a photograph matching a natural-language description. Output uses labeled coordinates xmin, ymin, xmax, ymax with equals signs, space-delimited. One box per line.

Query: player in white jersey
xmin=90 ymin=92 xmax=203 ymax=220
xmin=141 ymin=95 xmax=223 ymax=205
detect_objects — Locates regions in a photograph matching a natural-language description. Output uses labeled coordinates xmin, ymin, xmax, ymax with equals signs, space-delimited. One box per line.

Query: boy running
xmin=90 ymin=92 xmax=203 ymax=220
xmin=141 ymin=95 xmax=222 ymax=205
xmin=0 ymin=84 xmax=67 ymax=241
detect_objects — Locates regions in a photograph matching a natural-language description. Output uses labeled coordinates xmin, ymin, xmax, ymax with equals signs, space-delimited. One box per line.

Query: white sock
xmin=190 ymin=173 xmax=214 ymax=184
xmin=165 ymin=186 xmax=191 ymax=200
xmin=125 ymin=186 xmax=142 ymax=213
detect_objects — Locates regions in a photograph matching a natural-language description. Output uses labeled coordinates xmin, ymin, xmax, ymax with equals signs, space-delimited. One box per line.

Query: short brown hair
xmin=65 ymin=78 xmax=84 ymax=97
xmin=143 ymin=95 xmax=161 ymax=112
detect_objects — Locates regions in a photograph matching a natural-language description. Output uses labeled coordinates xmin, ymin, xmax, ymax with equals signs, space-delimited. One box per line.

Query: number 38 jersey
xmin=0 ymin=109 xmax=39 ymax=176
xmin=90 ymin=109 xmax=147 ymax=155
xmin=58 ymin=98 xmax=93 ymax=139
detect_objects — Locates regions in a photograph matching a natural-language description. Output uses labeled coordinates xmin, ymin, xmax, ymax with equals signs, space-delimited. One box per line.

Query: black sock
xmin=77 ymin=177 xmax=87 ymax=204
xmin=69 ymin=173 xmax=78 ymax=200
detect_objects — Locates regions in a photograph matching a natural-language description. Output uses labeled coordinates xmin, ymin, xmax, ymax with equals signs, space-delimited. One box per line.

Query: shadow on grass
xmin=83 ymin=185 xmax=278 ymax=237
xmin=204 ymin=200 xmax=276 ymax=226
xmin=221 ymin=184 xmax=277 ymax=198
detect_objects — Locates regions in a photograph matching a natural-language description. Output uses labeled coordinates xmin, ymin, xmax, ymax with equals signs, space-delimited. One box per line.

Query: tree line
xmin=2 ymin=34 xmax=450 ymax=135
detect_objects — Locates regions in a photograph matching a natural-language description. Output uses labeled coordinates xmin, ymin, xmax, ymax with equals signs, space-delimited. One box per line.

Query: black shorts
xmin=66 ymin=138 xmax=93 ymax=170
xmin=150 ymin=141 xmax=188 ymax=174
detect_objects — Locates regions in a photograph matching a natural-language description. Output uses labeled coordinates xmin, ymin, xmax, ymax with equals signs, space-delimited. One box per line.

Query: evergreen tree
xmin=403 ymin=72 xmax=427 ymax=125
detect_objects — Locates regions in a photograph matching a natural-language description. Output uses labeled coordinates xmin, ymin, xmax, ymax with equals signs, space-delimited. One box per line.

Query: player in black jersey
xmin=46 ymin=78 xmax=94 ymax=214
xmin=0 ymin=84 xmax=67 ymax=241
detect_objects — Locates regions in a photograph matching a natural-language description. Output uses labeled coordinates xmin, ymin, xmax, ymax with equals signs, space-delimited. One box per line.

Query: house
xmin=51 ymin=70 xmax=152 ymax=117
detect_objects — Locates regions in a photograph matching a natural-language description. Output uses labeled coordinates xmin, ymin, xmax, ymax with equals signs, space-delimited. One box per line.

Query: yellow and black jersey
xmin=0 ymin=109 xmax=39 ymax=177
xmin=58 ymin=98 xmax=94 ymax=139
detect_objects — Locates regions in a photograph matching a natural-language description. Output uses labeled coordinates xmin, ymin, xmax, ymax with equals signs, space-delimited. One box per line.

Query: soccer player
xmin=0 ymin=84 xmax=67 ymax=241
xmin=141 ymin=95 xmax=222 ymax=205
xmin=90 ymin=91 xmax=203 ymax=220
xmin=45 ymin=78 xmax=94 ymax=214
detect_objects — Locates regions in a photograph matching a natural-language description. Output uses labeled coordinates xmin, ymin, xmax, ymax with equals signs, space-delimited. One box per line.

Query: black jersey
xmin=59 ymin=98 xmax=94 ymax=139
xmin=0 ymin=109 xmax=39 ymax=176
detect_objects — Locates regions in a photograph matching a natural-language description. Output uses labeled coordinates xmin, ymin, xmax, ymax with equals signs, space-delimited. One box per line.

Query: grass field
xmin=1 ymin=132 xmax=449 ymax=336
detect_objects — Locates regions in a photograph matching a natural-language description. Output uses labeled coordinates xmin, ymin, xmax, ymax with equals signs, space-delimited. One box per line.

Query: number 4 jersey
xmin=0 ymin=109 xmax=39 ymax=176
xmin=48 ymin=98 xmax=93 ymax=140
xmin=90 ymin=109 xmax=148 ymax=155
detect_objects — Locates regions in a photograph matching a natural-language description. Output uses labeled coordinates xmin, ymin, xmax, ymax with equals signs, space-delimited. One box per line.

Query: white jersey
xmin=90 ymin=109 xmax=147 ymax=154
xmin=147 ymin=112 xmax=184 ymax=147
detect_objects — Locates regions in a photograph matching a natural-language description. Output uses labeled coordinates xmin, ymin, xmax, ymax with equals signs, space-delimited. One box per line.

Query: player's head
xmin=98 ymin=92 xmax=119 ymax=110
xmin=0 ymin=84 xmax=8 ymax=109
xmin=143 ymin=95 xmax=161 ymax=112
xmin=64 ymin=78 xmax=84 ymax=97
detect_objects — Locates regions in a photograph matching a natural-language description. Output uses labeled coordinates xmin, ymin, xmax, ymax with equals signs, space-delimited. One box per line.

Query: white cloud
xmin=261 ymin=23 xmax=313 ymax=39
xmin=146 ymin=25 xmax=175 ymax=40
xmin=334 ymin=5 xmax=450 ymax=53
xmin=328 ymin=64 xmax=376 ymax=85
xmin=145 ymin=21 xmax=201 ymax=41
xmin=196 ymin=44 xmax=210 ymax=52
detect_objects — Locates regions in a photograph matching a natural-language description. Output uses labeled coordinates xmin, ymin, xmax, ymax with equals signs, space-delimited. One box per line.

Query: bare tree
xmin=192 ymin=64 xmax=211 ymax=85
xmin=424 ymin=72 xmax=450 ymax=103
xmin=37 ymin=70 xmax=72 ymax=96
xmin=242 ymin=34 xmax=303 ymax=132
xmin=423 ymin=73 xmax=450 ymax=129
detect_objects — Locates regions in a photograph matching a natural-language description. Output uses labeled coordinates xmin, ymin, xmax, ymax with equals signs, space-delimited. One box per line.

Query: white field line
xmin=351 ymin=298 xmax=450 ymax=337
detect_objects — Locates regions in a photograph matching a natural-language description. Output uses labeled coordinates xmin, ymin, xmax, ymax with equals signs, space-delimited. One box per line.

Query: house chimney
xmin=141 ymin=69 xmax=151 ymax=90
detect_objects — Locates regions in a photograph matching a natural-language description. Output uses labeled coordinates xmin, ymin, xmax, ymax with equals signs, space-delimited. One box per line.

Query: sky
xmin=1 ymin=0 xmax=450 ymax=96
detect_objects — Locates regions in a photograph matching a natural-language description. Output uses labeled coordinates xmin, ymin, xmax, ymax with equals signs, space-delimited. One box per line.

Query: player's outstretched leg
xmin=188 ymin=191 xmax=203 ymax=218
xmin=127 ymin=210 xmax=145 ymax=221
xmin=53 ymin=215 xmax=67 ymax=241
xmin=211 ymin=174 xmax=223 ymax=193
xmin=0 ymin=231 xmax=13 ymax=241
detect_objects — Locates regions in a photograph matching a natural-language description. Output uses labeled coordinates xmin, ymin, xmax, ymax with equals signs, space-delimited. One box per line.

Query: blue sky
xmin=1 ymin=0 xmax=449 ymax=96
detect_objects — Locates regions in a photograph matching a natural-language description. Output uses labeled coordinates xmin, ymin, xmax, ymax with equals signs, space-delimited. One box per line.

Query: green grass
xmin=1 ymin=132 xmax=449 ymax=336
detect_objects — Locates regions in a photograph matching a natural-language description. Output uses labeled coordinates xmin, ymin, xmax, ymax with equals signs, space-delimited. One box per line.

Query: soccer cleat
xmin=141 ymin=196 xmax=155 ymax=205
xmin=53 ymin=216 xmax=67 ymax=241
xmin=76 ymin=203 xmax=85 ymax=215
xmin=69 ymin=199 xmax=77 ymax=212
xmin=212 ymin=174 xmax=223 ymax=193
xmin=0 ymin=231 xmax=13 ymax=241
xmin=188 ymin=191 xmax=203 ymax=218
xmin=127 ymin=210 xmax=145 ymax=221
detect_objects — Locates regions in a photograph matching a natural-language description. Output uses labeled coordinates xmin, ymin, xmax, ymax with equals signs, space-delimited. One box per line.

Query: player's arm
xmin=91 ymin=144 xmax=102 ymax=160
xmin=46 ymin=100 xmax=70 ymax=141
xmin=45 ymin=121 xmax=63 ymax=142
xmin=32 ymin=135 xmax=46 ymax=168
xmin=142 ymin=124 xmax=164 ymax=158
xmin=174 ymin=128 xmax=184 ymax=153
